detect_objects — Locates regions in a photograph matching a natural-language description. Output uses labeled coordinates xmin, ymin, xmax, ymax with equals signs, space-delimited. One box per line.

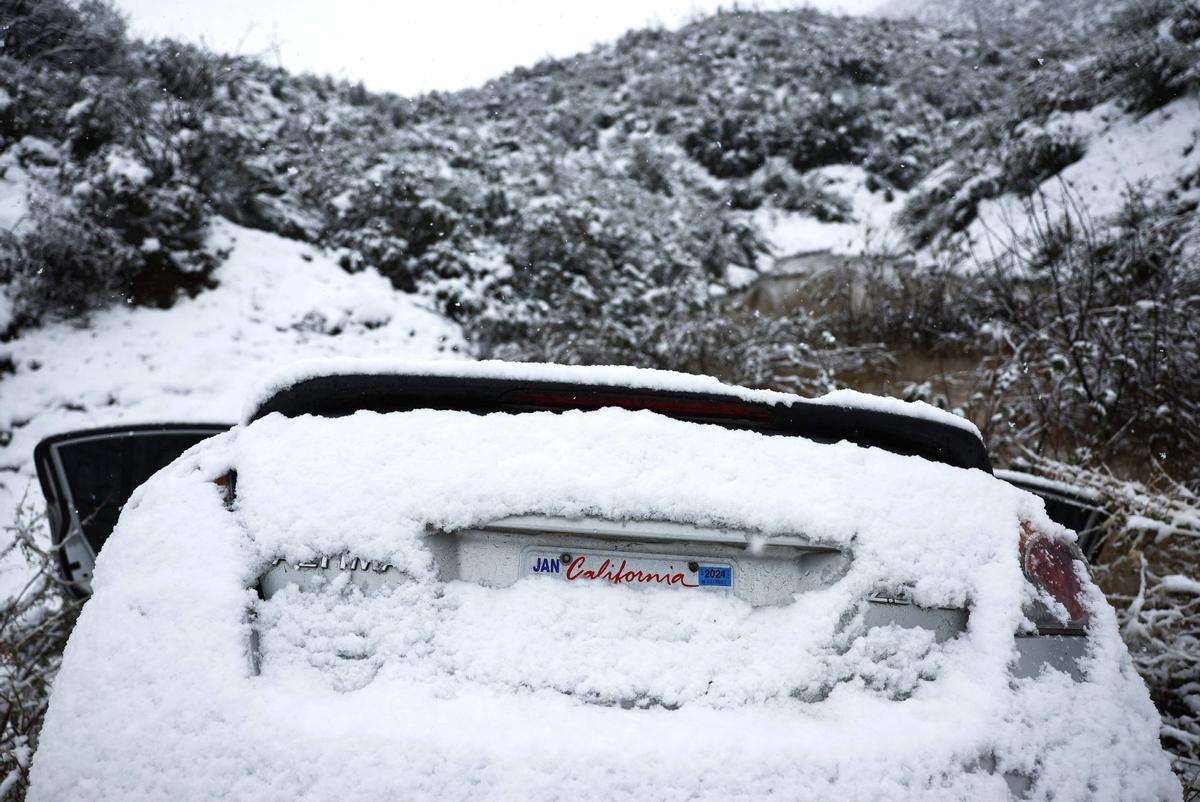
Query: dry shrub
xmin=974 ymin=187 xmax=1200 ymax=485
xmin=492 ymin=305 xmax=892 ymax=396
xmin=0 ymin=494 xmax=83 ymax=802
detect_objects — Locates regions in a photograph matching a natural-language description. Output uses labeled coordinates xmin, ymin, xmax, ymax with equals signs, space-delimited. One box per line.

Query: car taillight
xmin=215 ymin=470 xmax=236 ymax=509
xmin=1019 ymin=521 xmax=1089 ymax=631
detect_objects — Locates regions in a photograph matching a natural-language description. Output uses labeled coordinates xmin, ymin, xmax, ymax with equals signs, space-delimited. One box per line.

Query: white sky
xmin=112 ymin=0 xmax=887 ymax=97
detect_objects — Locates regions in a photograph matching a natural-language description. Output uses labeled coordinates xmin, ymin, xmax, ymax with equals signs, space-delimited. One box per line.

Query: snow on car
xmin=28 ymin=360 xmax=1180 ymax=801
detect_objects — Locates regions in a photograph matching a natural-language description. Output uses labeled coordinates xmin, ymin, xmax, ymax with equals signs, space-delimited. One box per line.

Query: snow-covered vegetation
xmin=1 ymin=0 xmax=1199 ymax=795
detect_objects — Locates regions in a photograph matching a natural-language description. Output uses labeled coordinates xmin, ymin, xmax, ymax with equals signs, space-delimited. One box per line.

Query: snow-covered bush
xmin=0 ymin=2 xmax=230 ymax=326
xmin=782 ymin=93 xmax=875 ymax=173
xmin=978 ymin=190 xmax=1200 ymax=476
xmin=898 ymin=119 xmax=1085 ymax=247
xmin=683 ymin=113 xmax=768 ymax=179
xmin=329 ymin=167 xmax=465 ymax=294
xmin=496 ymin=307 xmax=891 ymax=396
xmin=745 ymin=159 xmax=854 ymax=220
xmin=2 ymin=159 xmax=215 ymax=321
xmin=897 ymin=163 xmax=1002 ymax=248
xmin=625 ymin=136 xmax=675 ymax=196
xmin=1102 ymin=0 xmax=1200 ymax=113
xmin=139 ymin=40 xmax=217 ymax=103
xmin=999 ymin=127 xmax=1086 ymax=196
xmin=541 ymin=104 xmax=601 ymax=150
xmin=0 ymin=194 xmax=138 ymax=322
xmin=62 ymin=76 xmax=128 ymax=160
xmin=862 ymin=127 xmax=931 ymax=192
xmin=483 ymin=165 xmax=763 ymax=347
xmin=0 ymin=59 xmax=72 ymax=144
xmin=0 ymin=0 xmax=126 ymax=74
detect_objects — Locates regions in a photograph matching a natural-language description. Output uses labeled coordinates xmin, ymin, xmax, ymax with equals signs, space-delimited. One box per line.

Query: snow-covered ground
xmin=966 ymin=97 xmax=1200 ymax=261
xmin=0 ymin=219 xmax=465 ymax=596
xmin=754 ymin=165 xmax=911 ymax=268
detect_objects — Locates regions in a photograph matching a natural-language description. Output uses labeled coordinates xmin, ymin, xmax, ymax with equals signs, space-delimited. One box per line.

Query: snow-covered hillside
xmin=964 ymin=97 xmax=1200 ymax=261
xmin=877 ymin=0 xmax=1118 ymax=35
xmin=0 ymin=220 xmax=464 ymax=594
xmin=753 ymin=98 xmax=1200 ymax=268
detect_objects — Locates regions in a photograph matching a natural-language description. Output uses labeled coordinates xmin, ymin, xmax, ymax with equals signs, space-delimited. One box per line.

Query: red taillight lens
xmin=1020 ymin=522 xmax=1089 ymax=629
xmin=214 ymin=470 xmax=236 ymax=509
xmin=504 ymin=390 xmax=774 ymax=423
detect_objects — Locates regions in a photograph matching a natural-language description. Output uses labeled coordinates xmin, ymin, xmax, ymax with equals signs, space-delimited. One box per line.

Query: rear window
xmin=57 ymin=432 xmax=214 ymax=552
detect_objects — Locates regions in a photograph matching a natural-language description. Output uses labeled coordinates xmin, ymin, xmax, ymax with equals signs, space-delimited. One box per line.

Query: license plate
xmin=526 ymin=549 xmax=733 ymax=590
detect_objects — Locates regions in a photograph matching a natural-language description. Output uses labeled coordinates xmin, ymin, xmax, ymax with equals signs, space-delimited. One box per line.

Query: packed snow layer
xmin=755 ymin=165 xmax=910 ymax=261
xmin=29 ymin=408 xmax=1179 ymax=801
xmin=967 ymin=97 xmax=1200 ymax=259
xmin=0 ymin=219 xmax=464 ymax=596
xmin=992 ymin=469 xmax=1104 ymax=503
xmin=243 ymin=356 xmax=980 ymax=435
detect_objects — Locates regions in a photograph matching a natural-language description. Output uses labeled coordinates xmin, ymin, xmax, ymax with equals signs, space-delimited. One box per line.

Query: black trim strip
xmin=247 ymin=374 xmax=991 ymax=472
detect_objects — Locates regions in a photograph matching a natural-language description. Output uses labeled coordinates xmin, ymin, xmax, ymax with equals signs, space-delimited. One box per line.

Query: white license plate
xmin=526 ymin=548 xmax=733 ymax=590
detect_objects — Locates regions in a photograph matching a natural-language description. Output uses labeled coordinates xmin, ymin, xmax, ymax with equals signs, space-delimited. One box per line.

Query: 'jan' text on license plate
xmin=527 ymin=550 xmax=733 ymax=590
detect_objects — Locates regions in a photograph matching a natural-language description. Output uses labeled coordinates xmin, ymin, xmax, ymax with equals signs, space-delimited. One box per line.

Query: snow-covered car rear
xmin=28 ymin=360 xmax=1180 ymax=801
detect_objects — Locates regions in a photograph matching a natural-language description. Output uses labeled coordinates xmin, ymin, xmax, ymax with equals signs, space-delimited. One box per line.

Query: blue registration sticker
xmin=697 ymin=565 xmax=733 ymax=588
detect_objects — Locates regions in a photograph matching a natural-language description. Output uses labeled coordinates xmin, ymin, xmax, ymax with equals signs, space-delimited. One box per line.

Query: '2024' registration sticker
xmin=527 ymin=550 xmax=733 ymax=590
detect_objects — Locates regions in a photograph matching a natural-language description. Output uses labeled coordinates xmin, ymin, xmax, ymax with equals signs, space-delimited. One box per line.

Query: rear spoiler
xmin=246 ymin=373 xmax=991 ymax=473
